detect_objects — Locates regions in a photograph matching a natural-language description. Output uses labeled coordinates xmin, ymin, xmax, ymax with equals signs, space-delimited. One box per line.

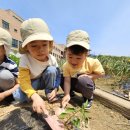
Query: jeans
xmin=13 ymin=66 xmax=61 ymax=102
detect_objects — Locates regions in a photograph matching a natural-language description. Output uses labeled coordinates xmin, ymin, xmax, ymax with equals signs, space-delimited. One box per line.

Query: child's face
xmin=0 ymin=45 xmax=5 ymax=61
xmin=26 ymin=40 xmax=51 ymax=62
xmin=66 ymin=49 xmax=87 ymax=68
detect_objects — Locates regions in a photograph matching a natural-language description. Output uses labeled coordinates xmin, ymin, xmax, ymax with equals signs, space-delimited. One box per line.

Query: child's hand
xmin=0 ymin=93 xmax=5 ymax=101
xmin=47 ymin=88 xmax=57 ymax=102
xmin=31 ymin=93 xmax=48 ymax=114
xmin=61 ymin=94 xmax=70 ymax=108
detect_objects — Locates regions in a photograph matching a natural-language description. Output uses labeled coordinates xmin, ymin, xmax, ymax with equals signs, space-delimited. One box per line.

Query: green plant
xmin=57 ymin=58 xmax=65 ymax=70
xmin=9 ymin=54 xmax=20 ymax=66
xmin=94 ymin=55 xmax=130 ymax=90
xmin=59 ymin=101 xmax=89 ymax=130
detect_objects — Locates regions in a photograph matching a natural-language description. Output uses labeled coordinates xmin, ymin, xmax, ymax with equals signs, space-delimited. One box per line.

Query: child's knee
xmin=43 ymin=66 xmax=57 ymax=78
xmin=47 ymin=66 xmax=57 ymax=74
xmin=12 ymin=87 xmax=28 ymax=103
xmin=78 ymin=76 xmax=95 ymax=90
xmin=0 ymin=70 xmax=15 ymax=90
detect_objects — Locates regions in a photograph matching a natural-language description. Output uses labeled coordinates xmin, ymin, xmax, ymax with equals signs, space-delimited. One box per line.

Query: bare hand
xmin=47 ymin=88 xmax=57 ymax=102
xmin=0 ymin=93 xmax=5 ymax=102
xmin=31 ymin=93 xmax=48 ymax=114
xmin=61 ymin=94 xmax=70 ymax=108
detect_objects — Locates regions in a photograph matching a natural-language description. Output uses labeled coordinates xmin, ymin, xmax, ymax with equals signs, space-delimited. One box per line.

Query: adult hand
xmin=31 ymin=93 xmax=48 ymax=114
xmin=61 ymin=94 xmax=70 ymax=108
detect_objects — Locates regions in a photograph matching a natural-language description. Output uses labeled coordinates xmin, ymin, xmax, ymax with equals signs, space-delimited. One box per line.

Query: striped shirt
xmin=0 ymin=56 xmax=18 ymax=77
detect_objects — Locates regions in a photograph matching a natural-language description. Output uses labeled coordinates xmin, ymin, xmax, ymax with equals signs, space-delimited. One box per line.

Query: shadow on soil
xmin=0 ymin=93 xmax=85 ymax=130
xmin=0 ymin=107 xmax=51 ymax=130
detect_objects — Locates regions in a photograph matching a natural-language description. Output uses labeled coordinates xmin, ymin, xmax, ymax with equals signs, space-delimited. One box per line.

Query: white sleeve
xmin=49 ymin=54 xmax=58 ymax=67
xmin=19 ymin=54 xmax=29 ymax=68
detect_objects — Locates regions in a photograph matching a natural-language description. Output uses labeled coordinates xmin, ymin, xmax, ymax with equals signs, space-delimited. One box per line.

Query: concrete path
xmin=94 ymin=88 xmax=130 ymax=119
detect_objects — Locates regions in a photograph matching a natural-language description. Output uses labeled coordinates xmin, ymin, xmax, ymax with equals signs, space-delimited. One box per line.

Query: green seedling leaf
xmin=59 ymin=112 xmax=67 ymax=119
xmin=82 ymin=100 xmax=88 ymax=109
xmin=71 ymin=118 xmax=80 ymax=128
xmin=65 ymin=107 xmax=75 ymax=113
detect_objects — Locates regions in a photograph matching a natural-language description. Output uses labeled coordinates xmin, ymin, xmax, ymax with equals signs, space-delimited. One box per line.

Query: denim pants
xmin=13 ymin=66 xmax=61 ymax=102
xmin=60 ymin=74 xmax=95 ymax=100
xmin=0 ymin=67 xmax=16 ymax=91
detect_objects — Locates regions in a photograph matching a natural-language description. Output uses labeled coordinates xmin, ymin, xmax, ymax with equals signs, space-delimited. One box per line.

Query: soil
xmin=0 ymin=79 xmax=130 ymax=130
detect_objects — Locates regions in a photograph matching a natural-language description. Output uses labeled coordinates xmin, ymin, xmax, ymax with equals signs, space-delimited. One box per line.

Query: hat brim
xmin=4 ymin=44 xmax=11 ymax=56
xmin=19 ymin=45 xmax=27 ymax=54
xmin=22 ymin=33 xmax=53 ymax=48
xmin=66 ymin=41 xmax=90 ymax=50
xmin=0 ymin=42 xmax=6 ymax=46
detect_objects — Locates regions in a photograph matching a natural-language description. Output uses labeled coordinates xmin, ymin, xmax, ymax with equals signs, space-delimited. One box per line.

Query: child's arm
xmin=0 ymin=82 xmax=19 ymax=102
xmin=87 ymin=73 xmax=105 ymax=80
xmin=80 ymin=73 xmax=105 ymax=80
xmin=19 ymin=67 xmax=48 ymax=114
xmin=64 ymin=77 xmax=71 ymax=95
xmin=19 ymin=67 xmax=36 ymax=98
xmin=61 ymin=77 xmax=71 ymax=108
xmin=31 ymin=93 xmax=48 ymax=114
xmin=88 ymin=58 xmax=105 ymax=80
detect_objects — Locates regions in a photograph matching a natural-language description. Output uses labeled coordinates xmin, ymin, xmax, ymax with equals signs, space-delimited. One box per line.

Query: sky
xmin=0 ymin=0 xmax=130 ymax=56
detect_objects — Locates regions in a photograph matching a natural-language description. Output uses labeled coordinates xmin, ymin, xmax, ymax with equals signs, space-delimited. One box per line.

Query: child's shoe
xmin=85 ymin=100 xmax=93 ymax=110
xmin=83 ymin=97 xmax=93 ymax=110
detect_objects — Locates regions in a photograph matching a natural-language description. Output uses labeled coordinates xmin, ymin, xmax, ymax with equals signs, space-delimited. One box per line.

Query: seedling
xmin=59 ymin=100 xmax=89 ymax=130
